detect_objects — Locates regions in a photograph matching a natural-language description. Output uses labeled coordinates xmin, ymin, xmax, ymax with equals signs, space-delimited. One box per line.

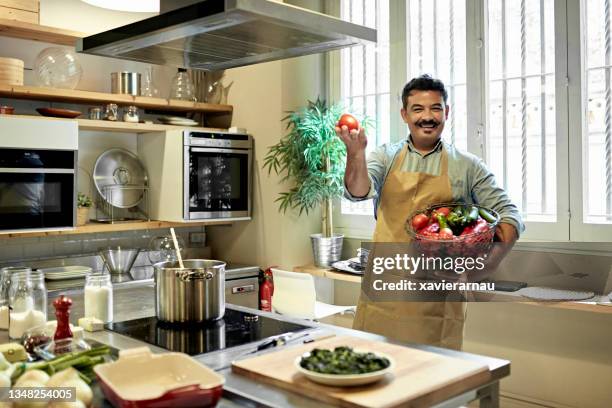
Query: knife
xmin=215 ymin=332 xmax=335 ymax=370
xmin=246 ymin=332 xmax=310 ymax=355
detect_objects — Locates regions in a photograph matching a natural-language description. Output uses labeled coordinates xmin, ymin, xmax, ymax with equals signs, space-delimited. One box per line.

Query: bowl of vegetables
xmin=295 ymin=346 xmax=394 ymax=386
xmin=406 ymin=203 xmax=499 ymax=258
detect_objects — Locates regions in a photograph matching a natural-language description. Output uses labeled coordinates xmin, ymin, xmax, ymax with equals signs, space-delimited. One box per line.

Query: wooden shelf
xmin=77 ymin=118 xmax=225 ymax=133
xmin=0 ymin=85 xmax=233 ymax=115
xmin=0 ymin=220 xmax=232 ymax=239
xmin=0 ymin=17 xmax=85 ymax=46
xmin=2 ymin=115 xmax=226 ymax=133
xmin=293 ymin=264 xmax=363 ymax=284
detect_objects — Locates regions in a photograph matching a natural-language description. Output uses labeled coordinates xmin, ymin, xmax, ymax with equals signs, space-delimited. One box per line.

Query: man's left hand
xmin=467 ymin=223 xmax=517 ymax=283
xmin=495 ymin=222 xmax=518 ymax=243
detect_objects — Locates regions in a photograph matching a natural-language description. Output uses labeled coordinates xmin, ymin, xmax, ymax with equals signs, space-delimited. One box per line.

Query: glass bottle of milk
xmin=84 ymin=272 xmax=113 ymax=323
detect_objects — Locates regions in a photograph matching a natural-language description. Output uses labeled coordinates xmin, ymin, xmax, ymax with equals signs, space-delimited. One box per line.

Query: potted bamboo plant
xmin=264 ymin=98 xmax=366 ymax=267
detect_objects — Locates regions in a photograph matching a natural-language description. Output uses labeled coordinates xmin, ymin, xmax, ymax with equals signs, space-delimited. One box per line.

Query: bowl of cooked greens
xmin=295 ymin=346 xmax=394 ymax=386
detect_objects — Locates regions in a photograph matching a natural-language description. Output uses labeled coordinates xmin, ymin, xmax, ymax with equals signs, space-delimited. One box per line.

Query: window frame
xmin=329 ymin=0 xmax=607 ymax=242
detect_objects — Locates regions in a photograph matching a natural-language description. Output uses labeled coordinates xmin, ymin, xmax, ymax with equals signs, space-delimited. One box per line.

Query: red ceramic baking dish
xmin=94 ymin=347 xmax=224 ymax=408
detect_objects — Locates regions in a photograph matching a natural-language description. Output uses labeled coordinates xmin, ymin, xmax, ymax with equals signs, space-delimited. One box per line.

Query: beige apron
xmin=353 ymin=144 xmax=467 ymax=350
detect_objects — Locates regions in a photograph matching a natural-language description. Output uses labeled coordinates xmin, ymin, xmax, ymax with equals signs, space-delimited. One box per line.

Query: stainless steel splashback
xmin=76 ymin=0 xmax=376 ymax=71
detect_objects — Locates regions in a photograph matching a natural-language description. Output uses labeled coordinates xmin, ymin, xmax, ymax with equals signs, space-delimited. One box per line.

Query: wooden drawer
xmin=0 ymin=0 xmax=39 ymax=24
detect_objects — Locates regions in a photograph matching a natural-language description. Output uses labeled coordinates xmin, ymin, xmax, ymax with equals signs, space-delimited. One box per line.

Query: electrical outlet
xmin=189 ymin=232 xmax=206 ymax=247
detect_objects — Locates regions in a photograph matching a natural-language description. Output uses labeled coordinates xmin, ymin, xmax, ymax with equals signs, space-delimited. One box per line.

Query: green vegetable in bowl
xmin=299 ymin=346 xmax=390 ymax=375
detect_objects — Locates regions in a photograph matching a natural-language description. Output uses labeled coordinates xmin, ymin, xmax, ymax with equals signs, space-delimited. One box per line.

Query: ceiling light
xmin=82 ymin=0 xmax=160 ymax=13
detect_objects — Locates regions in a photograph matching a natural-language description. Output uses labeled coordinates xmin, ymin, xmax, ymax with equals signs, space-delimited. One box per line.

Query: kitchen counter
xmin=9 ymin=284 xmax=509 ymax=408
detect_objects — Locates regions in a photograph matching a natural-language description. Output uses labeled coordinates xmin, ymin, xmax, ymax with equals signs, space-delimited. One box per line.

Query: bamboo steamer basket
xmin=0 ymin=57 xmax=24 ymax=86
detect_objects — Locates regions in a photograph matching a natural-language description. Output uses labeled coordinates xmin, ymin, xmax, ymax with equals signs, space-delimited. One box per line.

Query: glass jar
xmin=169 ymin=68 xmax=196 ymax=101
xmin=89 ymin=107 xmax=102 ymax=120
xmin=84 ymin=272 xmax=113 ymax=323
xmin=123 ymin=105 xmax=139 ymax=123
xmin=9 ymin=270 xmax=47 ymax=339
xmin=104 ymin=103 xmax=118 ymax=121
xmin=0 ymin=267 xmax=27 ymax=330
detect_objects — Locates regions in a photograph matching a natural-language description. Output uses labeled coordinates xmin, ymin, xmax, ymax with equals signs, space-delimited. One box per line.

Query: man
xmin=336 ymin=75 xmax=523 ymax=350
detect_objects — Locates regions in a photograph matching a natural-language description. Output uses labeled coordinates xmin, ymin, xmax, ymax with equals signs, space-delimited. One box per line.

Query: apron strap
xmin=389 ymin=143 xmax=408 ymax=173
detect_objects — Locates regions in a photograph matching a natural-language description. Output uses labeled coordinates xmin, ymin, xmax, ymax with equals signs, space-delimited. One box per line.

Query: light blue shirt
xmin=344 ymin=137 xmax=524 ymax=235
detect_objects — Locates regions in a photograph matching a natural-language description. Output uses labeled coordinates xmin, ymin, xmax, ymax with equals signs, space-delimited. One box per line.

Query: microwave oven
xmin=138 ymin=129 xmax=252 ymax=222
xmin=0 ymin=116 xmax=78 ymax=232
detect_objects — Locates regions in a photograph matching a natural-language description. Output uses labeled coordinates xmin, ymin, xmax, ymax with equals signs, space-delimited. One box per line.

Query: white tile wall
xmin=0 ymin=226 xmax=206 ymax=264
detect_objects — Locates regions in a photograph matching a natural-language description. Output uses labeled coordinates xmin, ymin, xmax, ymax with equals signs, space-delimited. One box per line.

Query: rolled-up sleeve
xmin=344 ymin=145 xmax=388 ymax=201
xmin=469 ymin=157 xmax=525 ymax=236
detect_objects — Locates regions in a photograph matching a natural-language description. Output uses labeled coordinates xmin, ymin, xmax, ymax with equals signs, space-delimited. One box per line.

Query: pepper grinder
xmin=53 ymin=295 xmax=73 ymax=341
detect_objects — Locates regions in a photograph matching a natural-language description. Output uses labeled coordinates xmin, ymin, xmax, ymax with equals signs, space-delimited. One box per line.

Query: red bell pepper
xmin=419 ymin=221 xmax=440 ymax=236
xmin=460 ymin=224 xmax=475 ymax=236
xmin=472 ymin=218 xmax=490 ymax=233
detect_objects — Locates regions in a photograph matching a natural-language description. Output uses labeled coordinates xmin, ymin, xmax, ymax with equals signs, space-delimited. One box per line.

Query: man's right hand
xmin=335 ymin=125 xmax=367 ymax=157
xmin=337 ymin=125 xmax=370 ymax=198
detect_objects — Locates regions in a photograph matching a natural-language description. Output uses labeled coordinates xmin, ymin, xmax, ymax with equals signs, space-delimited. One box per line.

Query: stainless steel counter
xmin=18 ymin=284 xmax=508 ymax=408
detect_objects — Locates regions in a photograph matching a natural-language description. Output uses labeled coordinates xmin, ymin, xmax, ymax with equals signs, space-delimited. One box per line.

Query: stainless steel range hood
xmin=76 ymin=0 xmax=376 ymax=71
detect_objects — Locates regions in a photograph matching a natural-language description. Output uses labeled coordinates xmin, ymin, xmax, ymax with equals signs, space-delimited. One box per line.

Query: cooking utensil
xmin=111 ymin=72 xmax=141 ymax=96
xmin=93 ymin=148 xmax=148 ymax=209
xmin=94 ymin=347 xmax=224 ymax=408
xmin=154 ymin=259 xmax=226 ymax=323
xmin=232 ymin=335 xmax=489 ymax=408
xmin=169 ymin=228 xmax=184 ymax=269
xmin=36 ymin=107 xmax=82 ymax=118
xmin=99 ymin=247 xmax=141 ymax=275
xmin=216 ymin=332 xmax=313 ymax=371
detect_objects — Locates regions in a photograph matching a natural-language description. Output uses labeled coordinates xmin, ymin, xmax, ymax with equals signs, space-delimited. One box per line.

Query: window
xmin=338 ymin=0 xmax=390 ymax=218
xmin=486 ymin=0 xmax=557 ymax=223
xmin=584 ymin=0 xmax=612 ymax=224
xmin=408 ymin=0 xmax=468 ymax=150
xmin=332 ymin=0 xmax=612 ymax=241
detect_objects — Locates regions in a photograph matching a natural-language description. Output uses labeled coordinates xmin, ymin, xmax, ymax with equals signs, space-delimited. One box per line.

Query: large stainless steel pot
xmin=154 ymin=259 xmax=226 ymax=323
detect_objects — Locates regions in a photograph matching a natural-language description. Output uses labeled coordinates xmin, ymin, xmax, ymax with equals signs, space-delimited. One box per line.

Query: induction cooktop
xmin=105 ymin=307 xmax=310 ymax=356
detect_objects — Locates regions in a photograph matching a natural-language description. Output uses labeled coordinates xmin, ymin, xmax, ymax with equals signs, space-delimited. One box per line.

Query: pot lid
xmin=93 ymin=148 xmax=148 ymax=209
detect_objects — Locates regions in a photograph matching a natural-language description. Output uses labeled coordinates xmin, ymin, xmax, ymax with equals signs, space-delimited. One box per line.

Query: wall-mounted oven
xmin=184 ymin=131 xmax=252 ymax=220
xmin=138 ymin=129 xmax=252 ymax=222
xmin=0 ymin=116 xmax=78 ymax=232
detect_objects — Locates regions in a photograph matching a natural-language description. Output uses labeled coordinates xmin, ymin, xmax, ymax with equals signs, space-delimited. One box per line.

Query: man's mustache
xmin=416 ymin=119 xmax=440 ymax=127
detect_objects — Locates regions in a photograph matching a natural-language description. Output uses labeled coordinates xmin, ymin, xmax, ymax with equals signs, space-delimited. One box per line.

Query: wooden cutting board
xmin=232 ymin=336 xmax=490 ymax=408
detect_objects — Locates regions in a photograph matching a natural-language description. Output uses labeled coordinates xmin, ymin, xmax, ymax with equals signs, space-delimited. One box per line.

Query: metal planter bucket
xmin=154 ymin=259 xmax=226 ymax=323
xmin=310 ymin=233 xmax=344 ymax=268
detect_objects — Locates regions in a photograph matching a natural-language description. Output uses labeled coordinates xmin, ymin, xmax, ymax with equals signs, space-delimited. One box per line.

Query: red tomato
xmin=337 ymin=113 xmax=360 ymax=131
xmin=433 ymin=207 xmax=451 ymax=217
xmin=411 ymin=213 xmax=429 ymax=231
